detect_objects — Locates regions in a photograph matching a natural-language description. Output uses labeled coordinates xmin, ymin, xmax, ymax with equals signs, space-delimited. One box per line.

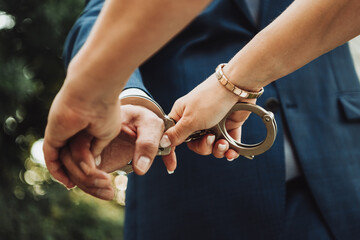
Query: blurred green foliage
xmin=0 ymin=0 xmax=124 ymax=239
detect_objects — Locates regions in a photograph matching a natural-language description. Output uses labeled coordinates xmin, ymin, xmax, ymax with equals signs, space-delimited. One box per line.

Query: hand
xmin=59 ymin=105 xmax=176 ymax=200
xmin=99 ymin=104 xmax=176 ymax=175
xmin=165 ymin=73 xmax=256 ymax=159
xmin=43 ymin=80 xmax=122 ymax=188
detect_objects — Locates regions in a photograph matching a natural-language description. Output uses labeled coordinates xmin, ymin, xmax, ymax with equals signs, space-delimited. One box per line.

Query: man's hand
xmin=59 ymin=105 xmax=176 ymax=200
xmin=43 ymin=82 xmax=122 ymax=189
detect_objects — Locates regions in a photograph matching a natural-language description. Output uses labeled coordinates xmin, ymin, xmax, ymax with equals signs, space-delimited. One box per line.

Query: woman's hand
xmin=165 ymin=73 xmax=256 ymax=159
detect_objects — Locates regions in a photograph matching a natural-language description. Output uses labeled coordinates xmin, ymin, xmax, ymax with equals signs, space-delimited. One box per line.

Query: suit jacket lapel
xmin=232 ymin=0 xmax=259 ymax=28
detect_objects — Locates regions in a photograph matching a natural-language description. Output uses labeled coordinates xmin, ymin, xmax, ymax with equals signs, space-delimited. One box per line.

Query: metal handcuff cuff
xmin=118 ymin=94 xmax=277 ymax=174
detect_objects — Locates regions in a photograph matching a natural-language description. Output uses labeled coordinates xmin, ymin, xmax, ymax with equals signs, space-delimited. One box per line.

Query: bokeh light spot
xmin=4 ymin=116 xmax=17 ymax=134
xmin=0 ymin=11 xmax=16 ymax=30
xmin=13 ymin=186 xmax=25 ymax=200
xmin=30 ymin=139 xmax=46 ymax=167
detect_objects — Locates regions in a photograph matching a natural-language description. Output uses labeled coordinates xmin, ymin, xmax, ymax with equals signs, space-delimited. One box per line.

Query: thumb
xmin=91 ymin=137 xmax=117 ymax=159
xmin=132 ymin=124 xmax=163 ymax=176
xmin=164 ymin=117 xmax=196 ymax=147
xmin=166 ymin=99 xmax=196 ymax=147
xmin=90 ymin=108 xmax=123 ymax=158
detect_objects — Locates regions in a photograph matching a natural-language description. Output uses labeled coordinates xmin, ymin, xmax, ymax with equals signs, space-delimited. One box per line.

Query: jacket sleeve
xmin=62 ymin=0 xmax=150 ymax=95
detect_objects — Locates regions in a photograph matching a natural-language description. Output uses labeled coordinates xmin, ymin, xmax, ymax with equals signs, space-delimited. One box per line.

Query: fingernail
xmin=227 ymin=158 xmax=235 ymax=162
xmin=160 ymin=135 xmax=171 ymax=148
xmin=167 ymin=169 xmax=174 ymax=174
xmin=137 ymin=156 xmax=151 ymax=174
xmin=206 ymin=135 xmax=215 ymax=145
xmin=95 ymin=155 xmax=101 ymax=166
xmin=80 ymin=161 xmax=91 ymax=175
xmin=96 ymin=188 xmax=114 ymax=200
xmin=218 ymin=143 xmax=227 ymax=152
xmin=66 ymin=185 xmax=77 ymax=190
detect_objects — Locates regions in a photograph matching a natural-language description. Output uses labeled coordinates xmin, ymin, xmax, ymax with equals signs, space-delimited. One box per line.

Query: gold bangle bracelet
xmin=215 ymin=63 xmax=264 ymax=99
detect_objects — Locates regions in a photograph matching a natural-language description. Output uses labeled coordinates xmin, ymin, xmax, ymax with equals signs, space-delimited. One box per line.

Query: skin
xmin=60 ymin=105 xmax=167 ymax=200
xmin=48 ymin=0 xmax=360 ymax=196
xmin=60 ymin=105 xmax=230 ymax=200
xmin=44 ymin=0 xmax=211 ymax=188
xmin=165 ymin=0 xmax=360 ymax=146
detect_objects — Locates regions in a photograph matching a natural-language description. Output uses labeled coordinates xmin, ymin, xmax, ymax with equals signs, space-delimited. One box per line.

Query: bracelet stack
xmin=215 ymin=63 xmax=264 ymax=99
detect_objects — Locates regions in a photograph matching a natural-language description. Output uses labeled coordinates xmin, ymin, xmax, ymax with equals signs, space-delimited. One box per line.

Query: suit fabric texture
xmin=63 ymin=0 xmax=360 ymax=239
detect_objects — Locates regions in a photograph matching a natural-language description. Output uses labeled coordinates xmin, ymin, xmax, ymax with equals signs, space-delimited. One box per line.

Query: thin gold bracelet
xmin=215 ymin=63 xmax=264 ymax=99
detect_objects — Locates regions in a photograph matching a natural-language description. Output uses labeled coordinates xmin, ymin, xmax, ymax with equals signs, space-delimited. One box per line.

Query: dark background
xmin=0 ymin=0 xmax=124 ymax=239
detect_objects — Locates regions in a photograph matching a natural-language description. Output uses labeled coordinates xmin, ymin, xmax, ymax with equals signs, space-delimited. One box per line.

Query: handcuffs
xmin=118 ymin=94 xmax=277 ymax=174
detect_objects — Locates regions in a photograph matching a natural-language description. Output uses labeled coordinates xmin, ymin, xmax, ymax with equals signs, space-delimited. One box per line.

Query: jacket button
xmin=265 ymin=97 xmax=280 ymax=113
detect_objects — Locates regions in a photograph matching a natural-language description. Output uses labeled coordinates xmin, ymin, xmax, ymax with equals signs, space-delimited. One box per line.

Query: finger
xmin=43 ymin=141 xmax=74 ymax=188
xmin=90 ymin=104 xmax=123 ymax=157
xmin=69 ymin=131 xmax=96 ymax=175
xmin=68 ymin=173 xmax=115 ymax=201
xmin=224 ymin=127 xmax=241 ymax=161
xmin=165 ymin=117 xmax=197 ymax=147
xmin=91 ymin=135 xmax=118 ymax=160
xmin=61 ymin=147 xmax=112 ymax=189
xmin=186 ymin=134 xmax=215 ymax=155
xmin=43 ymin=101 xmax=89 ymax=184
xmin=224 ymin=149 xmax=239 ymax=161
xmin=212 ymin=139 xmax=229 ymax=159
xmin=44 ymin=111 xmax=87 ymax=155
xmin=166 ymin=99 xmax=196 ymax=147
xmin=162 ymin=147 xmax=177 ymax=174
xmin=225 ymin=110 xmax=250 ymax=129
xmin=132 ymin=112 xmax=165 ymax=175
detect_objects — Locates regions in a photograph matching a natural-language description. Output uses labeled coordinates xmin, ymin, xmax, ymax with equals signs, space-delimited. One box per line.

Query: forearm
xmin=66 ymin=0 xmax=210 ymax=104
xmin=226 ymin=0 xmax=360 ymax=90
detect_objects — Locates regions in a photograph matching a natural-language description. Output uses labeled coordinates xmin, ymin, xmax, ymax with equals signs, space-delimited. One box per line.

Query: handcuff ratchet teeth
xmin=120 ymin=95 xmax=277 ymax=173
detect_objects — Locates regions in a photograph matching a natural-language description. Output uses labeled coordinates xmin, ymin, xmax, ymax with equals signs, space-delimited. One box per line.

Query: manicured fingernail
xmin=227 ymin=158 xmax=235 ymax=162
xmin=218 ymin=143 xmax=227 ymax=152
xmin=137 ymin=156 xmax=151 ymax=174
xmin=80 ymin=161 xmax=91 ymax=175
xmin=160 ymin=135 xmax=171 ymax=148
xmin=206 ymin=135 xmax=215 ymax=145
xmin=167 ymin=169 xmax=174 ymax=174
xmin=95 ymin=155 xmax=101 ymax=166
xmin=96 ymin=188 xmax=114 ymax=200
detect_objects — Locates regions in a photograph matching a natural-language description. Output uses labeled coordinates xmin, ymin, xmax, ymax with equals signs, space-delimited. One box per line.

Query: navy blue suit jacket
xmin=64 ymin=0 xmax=360 ymax=239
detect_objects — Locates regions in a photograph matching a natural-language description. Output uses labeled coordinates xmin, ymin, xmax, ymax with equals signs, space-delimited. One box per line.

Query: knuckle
xmin=146 ymin=114 xmax=164 ymax=129
xmin=180 ymin=116 xmax=196 ymax=129
xmin=170 ymin=126 xmax=183 ymax=142
xmin=173 ymin=97 xmax=183 ymax=106
xmin=54 ymin=110 xmax=86 ymax=131
xmin=137 ymin=139 xmax=158 ymax=155
xmin=154 ymin=116 xmax=164 ymax=127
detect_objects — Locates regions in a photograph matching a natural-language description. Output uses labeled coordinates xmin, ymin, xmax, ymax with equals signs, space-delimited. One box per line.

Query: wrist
xmin=224 ymin=61 xmax=265 ymax=93
xmin=61 ymin=74 xmax=121 ymax=114
xmin=207 ymin=74 xmax=240 ymax=105
xmin=65 ymin=59 xmax=126 ymax=105
xmin=214 ymin=63 xmax=263 ymax=102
